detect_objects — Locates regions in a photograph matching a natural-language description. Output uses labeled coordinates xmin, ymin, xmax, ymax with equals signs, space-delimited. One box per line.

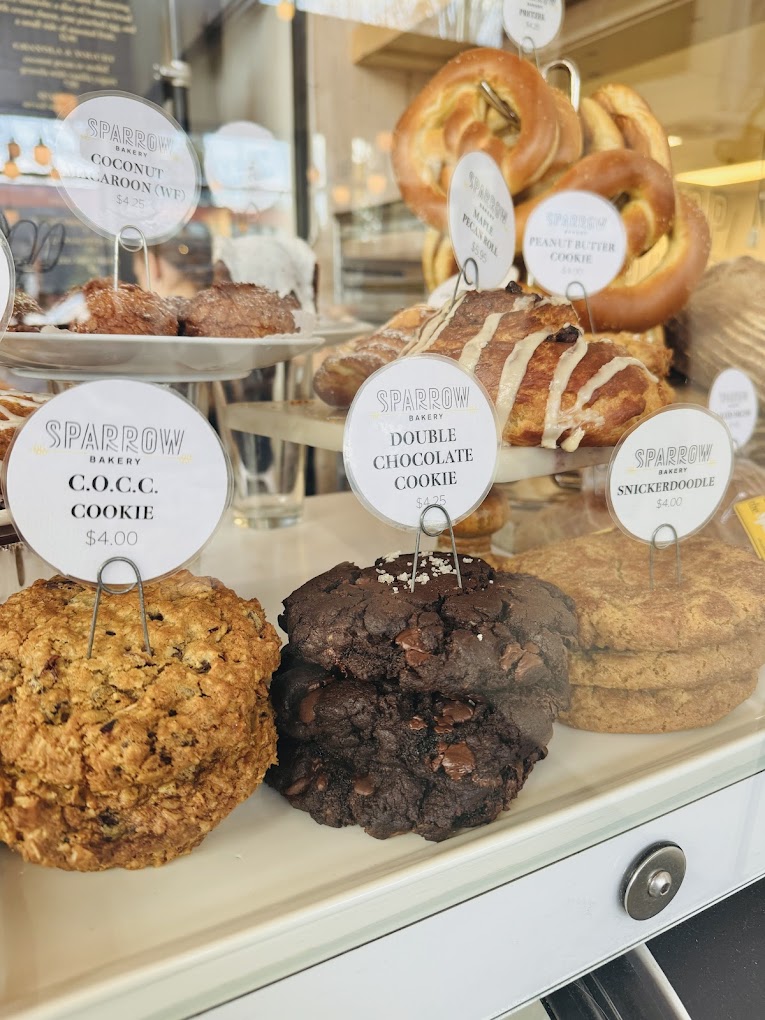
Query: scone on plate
xmin=0 ymin=571 xmax=280 ymax=870
xmin=183 ymin=282 xmax=299 ymax=338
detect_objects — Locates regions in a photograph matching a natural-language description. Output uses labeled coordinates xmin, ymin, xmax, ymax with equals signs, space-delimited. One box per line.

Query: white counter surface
xmin=2 ymin=493 xmax=765 ymax=1020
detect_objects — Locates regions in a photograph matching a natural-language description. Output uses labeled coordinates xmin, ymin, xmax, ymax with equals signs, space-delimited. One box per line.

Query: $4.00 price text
xmin=85 ymin=529 xmax=138 ymax=548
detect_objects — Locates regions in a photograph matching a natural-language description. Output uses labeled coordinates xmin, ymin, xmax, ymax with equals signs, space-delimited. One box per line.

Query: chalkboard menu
xmin=0 ymin=0 xmax=137 ymax=115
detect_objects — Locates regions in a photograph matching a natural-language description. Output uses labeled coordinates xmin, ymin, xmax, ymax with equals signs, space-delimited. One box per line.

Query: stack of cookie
xmin=0 ymin=572 xmax=280 ymax=871
xmin=266 ymin=552 xmax=577 ymax=841
xmin=511 ymin=531 xmax=765 ymax=733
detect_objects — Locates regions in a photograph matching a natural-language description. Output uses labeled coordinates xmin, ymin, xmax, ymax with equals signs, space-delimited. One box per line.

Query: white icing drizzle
xmin=552 ymin=355 xmax=657 ymax=452
xmin=494 ymin=329 xmax=553 ymax=433
xmin=573 ymin=356 xmax=656 ymax=413
xmin=457 ymin=312 xmax=505 ymax=374
xmin=0 ymin=391 xmax=47 ymax=429
xmin=540 ymin=328 xmax=589 ymax=449
xmin=402 ymin=293 xmax=467 ymax=357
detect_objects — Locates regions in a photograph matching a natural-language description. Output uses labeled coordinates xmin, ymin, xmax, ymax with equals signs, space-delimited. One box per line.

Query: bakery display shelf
xmin=225 ymin=399 xmax=614 ymax=482
xmin=0 ymin=332 xmax=327 ymax=383
xmin=6 ymin=492 xmax=765 ymax=1020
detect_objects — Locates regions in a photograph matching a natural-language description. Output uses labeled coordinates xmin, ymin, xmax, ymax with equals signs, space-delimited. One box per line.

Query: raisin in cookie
xmin=0 ymin=571 xmax=280 ymax=870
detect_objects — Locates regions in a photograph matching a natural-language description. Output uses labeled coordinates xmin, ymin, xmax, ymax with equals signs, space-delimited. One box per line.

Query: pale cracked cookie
xmin=560 ymin=673 xmax=758 ymax=733
xmin=510 ymin=530 xmax=765 ymax=653
xmin=0 ymin=571 xmax=280 ymax=870
xmin=569 ymin=629 xmax=765 ymax=690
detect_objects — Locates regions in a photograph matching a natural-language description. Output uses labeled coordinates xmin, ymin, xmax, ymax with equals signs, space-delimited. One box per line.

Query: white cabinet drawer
xmin=201 ymin=769 xmax=765 ymax=1020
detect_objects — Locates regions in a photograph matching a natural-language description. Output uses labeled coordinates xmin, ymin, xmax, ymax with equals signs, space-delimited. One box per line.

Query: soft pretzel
xmin=393 ymin=48 xmax=559 ymax=232
xmin=591 ymin=83 xmax=672 ymax=172
xmin=422 ymin=228 xmax=458 ymax=293
xmin=515 ymin=149 xmax=676 ymax=261
xmin=571 ymin=194 xmax=711 ymax=332
xmin=541 ymin=86 xmax=583 ymax=178
xmin=579 ymin=96 xmax=624 ymax=154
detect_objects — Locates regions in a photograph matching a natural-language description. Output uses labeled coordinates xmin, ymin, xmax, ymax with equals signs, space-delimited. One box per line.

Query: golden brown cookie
xmin=0 ymin=571 xmax=280 ymax=870
xmin=570 ymin=631 xmax=765 ymax=690
xmin=510 ymin=530 xmax=765 ymax=652
xmin=560 ymin=672 xmax=758 ymax=733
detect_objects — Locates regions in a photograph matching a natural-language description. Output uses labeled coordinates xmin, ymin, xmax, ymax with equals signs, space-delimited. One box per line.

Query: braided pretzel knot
xmin=392 ymin=48 xmax=560 ymax=233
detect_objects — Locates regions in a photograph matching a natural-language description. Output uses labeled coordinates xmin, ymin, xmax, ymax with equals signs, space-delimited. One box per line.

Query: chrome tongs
xmin=0 ymin=211 xmax=65 ymax=272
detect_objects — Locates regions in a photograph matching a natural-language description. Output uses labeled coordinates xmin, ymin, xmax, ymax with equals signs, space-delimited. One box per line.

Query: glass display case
xmin=0 ymin=2 xmax=763 ymax=1019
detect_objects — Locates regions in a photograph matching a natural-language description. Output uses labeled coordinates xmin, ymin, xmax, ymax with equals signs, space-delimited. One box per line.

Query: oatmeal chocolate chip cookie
xmin=267 ymin=737 xmax=544 ymax=842
xmin=0 ymin=571 xmax=280 ymax=870
xmin=279 ymin=553 xmax=577 ymax=699
xmin=511 ymin=530 xmax=765 ymax=653
xmin=560 ymin=672 xmax=758 ymax=734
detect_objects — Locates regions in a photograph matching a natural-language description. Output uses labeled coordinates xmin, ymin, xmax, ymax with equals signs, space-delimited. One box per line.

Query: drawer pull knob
xmin=623 ymin=843 xmax=686 ymax=920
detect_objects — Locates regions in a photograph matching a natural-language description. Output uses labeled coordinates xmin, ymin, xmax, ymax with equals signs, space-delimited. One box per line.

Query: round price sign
xmin=503 ymin=0 xmax=563 ymax=52
xmin=523 ymin=189 xmax=626 ymax=298
xmin=0 ymin=232 xmax=15 ymax=337
xmin=708 ymin=368 xmax=758 ymax=450
xmin=53 ymin=91 xmax=201 ymax=243
xmin=3 ymin=381 xmax=230 ymax=585
xmin=343 ymin=355 xmax=499 ymax=532
xmin=606 ymin=405 xmax=734 ymax=544
xmin=448 ymin=151 xmax=516 ymax=291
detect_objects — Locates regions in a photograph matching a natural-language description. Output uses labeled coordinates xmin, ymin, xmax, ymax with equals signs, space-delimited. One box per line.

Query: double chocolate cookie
xmin=267 ymin=553 xmax=577 ymax=841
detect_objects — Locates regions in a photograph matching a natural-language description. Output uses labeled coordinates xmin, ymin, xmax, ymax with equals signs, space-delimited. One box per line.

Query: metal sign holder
xmin=87 ymin=556 xmax=153 ymax=659
xmin=113 ymin=224 xmax=151 ymax=291
xmin=410 ymin=504 xmax=463 ymax=593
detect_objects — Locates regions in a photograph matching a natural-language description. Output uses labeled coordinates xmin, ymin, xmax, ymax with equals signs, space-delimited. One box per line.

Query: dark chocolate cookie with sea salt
xmin=278 ymin=552 xmax=577 ymax=700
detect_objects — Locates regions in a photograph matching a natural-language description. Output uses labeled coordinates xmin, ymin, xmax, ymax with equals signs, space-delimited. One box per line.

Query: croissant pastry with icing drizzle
xmin=400 ymin=283 xmax=673 ymax=449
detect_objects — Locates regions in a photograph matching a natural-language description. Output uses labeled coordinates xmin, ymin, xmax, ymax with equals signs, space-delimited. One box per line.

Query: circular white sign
xmin=606 ymin=405 xmax=734 ymax=544
xmin=343 ymin=355 xmax=499 ymax=532
xmin=204 ymin=121 xmax=291 ymax=213
xmin=0 ymin=233 xmax=15 ymax=337
xmin=53 ymin=91 xmax=201 ymax=243
xmin=447 ymin=151 xmax=516 ymax=291
xmin=3 ymin=380 xmax=230 ymax=585
xmin=523 ymin=190 xmax=627 ymax=299
xmin=708 ymin=368 xmax=758 ymax=450
xmin=503 ymin=0 xmax=563 ymax=51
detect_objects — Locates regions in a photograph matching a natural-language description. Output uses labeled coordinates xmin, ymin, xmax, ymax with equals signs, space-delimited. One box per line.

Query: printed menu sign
xmin=448 ymin=151 xmax=515 ymax=290
xmin=343 ymin=355 xmax=499 ymax=532
xmin=53 ymin=91 xmax=201 ymax=243
xmin=3 ymin=380 xmax=231 ymax=585
xmin=708 ymin=368 xmax=758 ymax=450
xmin=607 ymin=405 xmax=734 ymax=543
xmin=523 ymin=189 xmax=626 ymax=298
xmin=0 ymin=1 xmax=136 ymax=114
xmin=503 ymin=0 xmax=563 ymax=51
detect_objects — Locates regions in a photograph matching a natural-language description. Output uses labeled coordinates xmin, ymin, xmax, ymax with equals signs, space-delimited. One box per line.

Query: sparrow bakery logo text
xmin=45 ymin=419 xmax=186 ymax=463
